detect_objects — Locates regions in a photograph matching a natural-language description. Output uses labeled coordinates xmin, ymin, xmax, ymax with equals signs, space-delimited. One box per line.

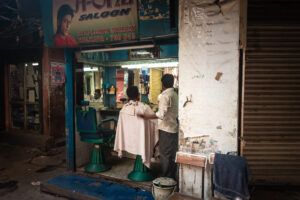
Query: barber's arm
xmin=137 ymin=105 xmax=157 ymax=119
xmin=155 ymin=94 xmax=170 ymax=120
xmin=137 ymin=95 xmax=169 ymax=120
xmin=137 ymin=113 xmax=157 ymax=119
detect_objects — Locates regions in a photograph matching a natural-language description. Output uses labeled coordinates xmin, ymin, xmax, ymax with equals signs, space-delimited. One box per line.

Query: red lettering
xmin=92 ymin=0 xmax=106 ymax=10
xmin=129 ymin=26 xmax=135 ymax=31
xmin=52 ymin=67 xmax=64 ymax=72
xmin=75 ymin=0 xmax=87 ymax=13
xmin=76 ymin=0 xmax=118 ymax=12
xmin=78 ymin=31 xmax=89 ymax=36
xmin=107 ymin=0 xmax=112 ymax=8
xmin=115 ymin=0 xmax=120 ymax=7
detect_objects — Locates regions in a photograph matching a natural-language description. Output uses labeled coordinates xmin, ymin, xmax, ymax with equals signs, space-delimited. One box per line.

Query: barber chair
xmin=76 ymin=106 xmax=117 ymax=172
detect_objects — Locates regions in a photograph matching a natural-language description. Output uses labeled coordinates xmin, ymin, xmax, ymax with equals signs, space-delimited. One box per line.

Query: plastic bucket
xmin=152 ymin=177 xmax=177 ymax=200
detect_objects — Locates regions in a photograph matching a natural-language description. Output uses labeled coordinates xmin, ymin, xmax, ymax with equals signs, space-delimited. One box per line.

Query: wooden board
xmin=175 ymin=152 xmax=206 ymax=168
xmin=41 ymin=182 xmax=101 ymax=200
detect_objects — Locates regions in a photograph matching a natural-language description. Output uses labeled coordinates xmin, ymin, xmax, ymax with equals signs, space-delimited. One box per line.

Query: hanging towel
xmin=213 ymin=153 xmax=251 ymax=200
xmin=114 ymin=100 xmax=159 ymax=168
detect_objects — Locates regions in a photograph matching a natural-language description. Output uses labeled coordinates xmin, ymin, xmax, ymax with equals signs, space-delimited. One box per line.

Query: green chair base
xmin=128 ymin=155 xmax=154 ymax=182
xmin=85 ymin=144 xmax=111 ymax=173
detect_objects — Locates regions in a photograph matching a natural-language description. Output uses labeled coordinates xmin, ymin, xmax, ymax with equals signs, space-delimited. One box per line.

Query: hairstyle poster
xmin=52 ymin=0 xmax=138 ymax=47
xmin=50 ymin=62 xmax=65 ymax=85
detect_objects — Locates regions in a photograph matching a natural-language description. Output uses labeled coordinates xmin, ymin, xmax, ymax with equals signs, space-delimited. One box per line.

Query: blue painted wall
xmin=103 ymin=67 xmax=116 ymax=108
xmin=139 ymin=19 xmax=176 ymax=39
xmin=108 ymin=50 xmax=128 ymax=61
xmin=40 ymin=0 xmax=53 ymax=46
xmin=160 ymin=44 xmax=178 ymax=58
xmin=65 ymin=49 xmax=75 ymax=171
xmin=79 ymin=44 xmax=178 ymax=64
xmin=80 ymin=52 xmax=108 ymax=64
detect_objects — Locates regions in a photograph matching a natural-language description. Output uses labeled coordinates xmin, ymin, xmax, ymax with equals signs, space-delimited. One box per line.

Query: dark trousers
xmin=159 ymin=130 xmax=178 ymax=179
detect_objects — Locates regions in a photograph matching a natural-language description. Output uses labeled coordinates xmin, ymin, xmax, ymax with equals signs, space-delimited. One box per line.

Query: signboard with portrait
xmin=51 ymin=62 xmax=65 ymax=85
xmin=52 ymin=0 xmax=139 ymax=47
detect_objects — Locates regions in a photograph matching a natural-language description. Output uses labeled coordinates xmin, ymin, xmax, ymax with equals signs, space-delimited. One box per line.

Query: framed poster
xmin=51 ymin=62 xmax=65 ymax=85
xmin=139 ymin=0 xmax=170 ymax=20
xmin=52 ymin=0 xmax=139 ymax=47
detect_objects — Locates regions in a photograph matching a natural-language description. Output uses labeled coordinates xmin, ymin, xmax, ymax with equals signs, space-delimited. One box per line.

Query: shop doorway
xmin=8 ymin=62 xmax=42 ymax=133
xmin=74 ymin=45 xmax=178 ymax=188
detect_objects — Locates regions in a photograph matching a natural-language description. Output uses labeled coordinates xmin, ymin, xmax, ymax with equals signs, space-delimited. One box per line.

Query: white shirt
xmin=114 ymin=100 xmax=158 ymax=168
xmin=156 ymin=88 xmax=178 ymax=133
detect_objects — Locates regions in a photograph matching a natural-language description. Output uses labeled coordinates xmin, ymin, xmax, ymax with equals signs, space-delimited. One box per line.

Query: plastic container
xmin=152 ymin=177 xmax=177 ymax=200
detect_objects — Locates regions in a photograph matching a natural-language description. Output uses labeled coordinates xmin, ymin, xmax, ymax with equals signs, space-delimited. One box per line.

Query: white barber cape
xmin=114 ymin=100 xmax=158 ymax=168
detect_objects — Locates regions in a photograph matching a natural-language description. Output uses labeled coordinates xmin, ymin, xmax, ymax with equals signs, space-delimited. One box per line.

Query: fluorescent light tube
xmin=81 ymin=44 xmax=155 ymax=53
xmin=84 ymin=67 xmax=99 ymax=72
xmin=121 ymin=61 xmax=178 ymax=69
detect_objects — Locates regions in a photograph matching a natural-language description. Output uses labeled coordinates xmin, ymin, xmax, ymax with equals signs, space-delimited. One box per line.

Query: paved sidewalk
xmin=0 ymin=142 xmax=68 ymax=200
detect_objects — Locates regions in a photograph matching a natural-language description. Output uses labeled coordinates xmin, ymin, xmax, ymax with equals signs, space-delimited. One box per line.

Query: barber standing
xmin=138 ymin=74 xmax=178 ymax=179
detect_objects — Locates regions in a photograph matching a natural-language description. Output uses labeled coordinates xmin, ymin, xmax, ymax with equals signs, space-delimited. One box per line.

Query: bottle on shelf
xmin=109 ymin=85 xmax=115 ymax=95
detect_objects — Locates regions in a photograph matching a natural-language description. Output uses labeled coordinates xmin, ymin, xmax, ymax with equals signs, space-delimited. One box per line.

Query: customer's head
xmin=161 ymin=74 xmax=174 ymax=89
xmin=94 ymin=89 xmax=101 ymax=100
xmin=126 ymin=86 xmax=139 ymax=101
xmin=56 ymin=4 xmax=74 ymax=36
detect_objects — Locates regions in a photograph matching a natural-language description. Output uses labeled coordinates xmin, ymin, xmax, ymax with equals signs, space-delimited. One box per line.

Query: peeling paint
xmin=183 ymin=95 xmax=192 ymax=107
xmin=179 ymin=0 xmax=239 ymax=198
xmin=228 ymin=128 xmax=236 ymax=137
xmin=215 ymin=72 xmax=223 ymax=81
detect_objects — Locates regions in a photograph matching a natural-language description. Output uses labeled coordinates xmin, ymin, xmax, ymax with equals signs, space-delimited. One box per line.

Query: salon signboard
xmin=51 ymin=0 xmax=138 ymax=47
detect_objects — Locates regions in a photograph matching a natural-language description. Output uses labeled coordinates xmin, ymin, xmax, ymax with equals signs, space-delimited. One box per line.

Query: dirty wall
xmin=178 ymin=0 xmax=240 ymax=198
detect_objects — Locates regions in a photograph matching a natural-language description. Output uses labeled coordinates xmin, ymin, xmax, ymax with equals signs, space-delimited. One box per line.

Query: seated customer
xmin=94 ymin=89 xmax=101 ymax=100
xmin=114 ymin=86 xmax=158 ymax=168
xmin=90 ymin=89 xmax=102 ymax=103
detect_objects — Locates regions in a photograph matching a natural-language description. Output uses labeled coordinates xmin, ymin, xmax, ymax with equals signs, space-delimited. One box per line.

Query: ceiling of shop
xmin=0 ymin=0 xmax=43 ymax=50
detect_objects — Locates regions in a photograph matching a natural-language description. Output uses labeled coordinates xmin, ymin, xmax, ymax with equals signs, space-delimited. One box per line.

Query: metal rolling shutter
xmin=243 ymin=0 xmax=300 ymax=185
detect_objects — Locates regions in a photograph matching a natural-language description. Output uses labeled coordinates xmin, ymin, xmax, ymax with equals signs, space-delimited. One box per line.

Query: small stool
xmin=128 ymin=155 xmax=154 ymax=181
xmin=169 ymin=152 xmax=207 ymax=199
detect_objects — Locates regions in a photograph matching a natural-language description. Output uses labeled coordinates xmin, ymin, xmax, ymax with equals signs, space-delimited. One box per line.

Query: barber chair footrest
xmin=85 ymin=163 xmax=111 ymax=173
xmin=128 ymin=171 xmax=154 ymax=182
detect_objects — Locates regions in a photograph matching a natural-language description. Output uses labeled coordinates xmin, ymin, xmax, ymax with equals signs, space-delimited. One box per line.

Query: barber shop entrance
xmin=40 ymin=0 xmax=179 ymax=193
